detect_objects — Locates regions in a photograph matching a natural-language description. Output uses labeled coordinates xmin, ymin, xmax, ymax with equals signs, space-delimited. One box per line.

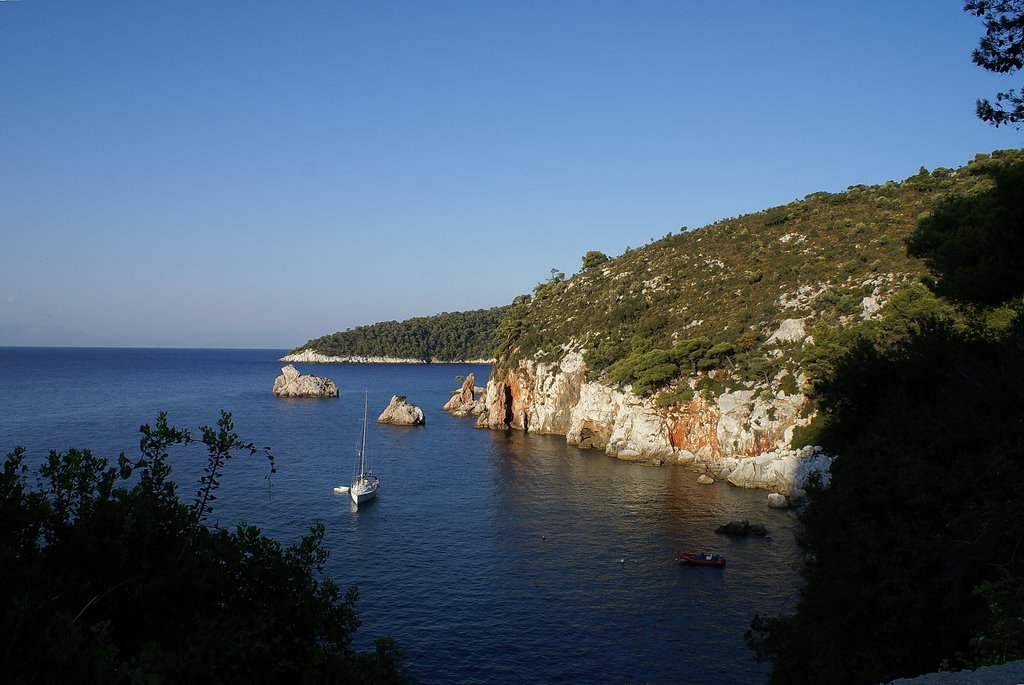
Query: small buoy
xmin=620 ymin=558 xmax=625 ymax=564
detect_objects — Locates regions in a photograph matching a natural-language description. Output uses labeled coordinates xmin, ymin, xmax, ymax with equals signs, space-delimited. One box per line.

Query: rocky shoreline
xmin=474 ymin=351 xmax=833 ymax=500
xmin=278 ymin=349 xmax=493 ymax=364
xmin=281 ymin=346 xmax=834 ymax=500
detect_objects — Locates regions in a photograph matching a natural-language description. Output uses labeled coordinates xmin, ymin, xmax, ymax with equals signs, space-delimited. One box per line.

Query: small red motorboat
xmin=677 ymin=551 xmax=726 ymax=567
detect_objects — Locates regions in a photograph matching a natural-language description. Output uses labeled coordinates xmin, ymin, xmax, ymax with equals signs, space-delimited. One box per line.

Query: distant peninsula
xmin=285 ymin=306 xmax=508 ymax=364
xmin=278 ymin=350 xmax=492 ymax=364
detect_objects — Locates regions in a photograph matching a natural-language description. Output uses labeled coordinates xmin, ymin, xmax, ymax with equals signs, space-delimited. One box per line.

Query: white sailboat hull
xmin=349 ymin=478 xmax=379 ymax=504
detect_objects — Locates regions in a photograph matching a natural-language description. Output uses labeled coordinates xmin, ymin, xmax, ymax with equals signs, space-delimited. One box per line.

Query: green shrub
xmin=778 ymin=371 xmax=799 ymax=396
xmin=655 ymin=386 xmax=695 ymax=406
xmin=633 ymin=362 xmax=680 ymax=395
xmin=0 ymin=413 xmax=407 ymax=683
xmin=789 ymin=413 xmax=825 ymax=449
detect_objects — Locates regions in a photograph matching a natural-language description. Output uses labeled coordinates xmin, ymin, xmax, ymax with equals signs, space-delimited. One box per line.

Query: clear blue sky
xmin=0 ymin=1 xmax=1019 ymax=348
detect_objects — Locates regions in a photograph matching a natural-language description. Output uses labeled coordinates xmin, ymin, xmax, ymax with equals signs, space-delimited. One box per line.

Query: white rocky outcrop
xmin=693 ymin=445 xmax=832 ymax=496
xmin=765 ymin=318 xmax=807 ymax=345
xmin=272 ymin=365 xmax=339 ymax=398
xmin=566 ymin=381 xmax=624 ymax=450
xmin=477 ymin=352 xmax=587 ymax=434
xmin=279 ymin=349 xmax=494 ymax=364
xmin=528 ymin=353 xmax=586 ymax=435
xmin=479 ymin=352 xmax=833 ymax=493
xmin=861 ymin=295 xmax=881 ymax=319
xmin=604 ymin=396 xmax=675 ymax=464
xmin=443 ymin=373 xmax=485 ymax=416
xmin=377 ymin=395 xmax=425 ymax=425
xmin=279 ymin=349 xmax=427 ymax=364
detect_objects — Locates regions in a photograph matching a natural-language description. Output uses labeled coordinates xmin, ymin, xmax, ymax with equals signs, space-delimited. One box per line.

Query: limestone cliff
xmin=477 ymin=351 xmax=829 ymax=495
xmin=472 ymin=155 xmax=1024 ymax=496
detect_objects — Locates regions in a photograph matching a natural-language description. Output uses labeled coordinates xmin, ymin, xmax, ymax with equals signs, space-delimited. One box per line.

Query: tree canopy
xmin=966 ymin=0 xmax=1024 ymax=126
xmin=581 ymin=250 xmax=610 ymax=271
xmin=907 ymin=160 xmax=1024 ymax=306
xmin=292 ymin=307 xmax=509 ymax=362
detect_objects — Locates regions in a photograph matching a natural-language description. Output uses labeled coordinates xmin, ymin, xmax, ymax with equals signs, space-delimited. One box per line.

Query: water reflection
xmin=478 ymin=428 xmax=802 ymax=683
xmin=1 ymin=351 xmax=803 ymax=685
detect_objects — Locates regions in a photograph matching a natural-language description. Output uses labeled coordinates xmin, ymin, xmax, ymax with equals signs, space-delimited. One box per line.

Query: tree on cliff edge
xmin=907 ymin=160 xmax=1024 ymax=307
xmin=966 ymin=0 xmax=1024 ymax=126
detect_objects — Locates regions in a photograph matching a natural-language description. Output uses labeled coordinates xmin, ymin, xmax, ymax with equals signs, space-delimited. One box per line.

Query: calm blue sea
xmin=0 ymin=347 xmax=802 ymax=684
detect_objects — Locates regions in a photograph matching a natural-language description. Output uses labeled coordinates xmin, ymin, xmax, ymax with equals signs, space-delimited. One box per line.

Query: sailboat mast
xmin=359 ymin=391 xmax=368 ymax=475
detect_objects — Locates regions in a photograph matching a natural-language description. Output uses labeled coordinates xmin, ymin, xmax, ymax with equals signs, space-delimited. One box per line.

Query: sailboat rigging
xmin=346 ymin=391 xmax=379 ymax=505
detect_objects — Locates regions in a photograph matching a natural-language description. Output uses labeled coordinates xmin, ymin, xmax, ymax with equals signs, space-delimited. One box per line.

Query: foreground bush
xmin=0 ymin=411 xmax=405 ymax=684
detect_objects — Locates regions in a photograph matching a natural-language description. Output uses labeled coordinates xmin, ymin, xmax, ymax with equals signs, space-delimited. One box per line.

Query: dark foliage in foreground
xmin=966 ymin=0 xmax=1024 ymax=127
xmin=0 ymin=412 xmax=406 ymax=684
xmin=908 ymin=161 xmax=1024 ymax=306
xmin=749 ymin=321 xmax=1024 ymax=685
xmin=746 ymin=161 xmax=1024 ymax=684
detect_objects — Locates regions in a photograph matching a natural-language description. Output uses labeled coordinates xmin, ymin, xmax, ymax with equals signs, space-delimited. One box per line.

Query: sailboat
xmin=346 ymin=391 xmax=379 ymax=505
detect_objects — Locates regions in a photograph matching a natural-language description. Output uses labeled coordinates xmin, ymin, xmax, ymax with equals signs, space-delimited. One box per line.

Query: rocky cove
xmin=473 ymin=350 xmax=832 ymax=502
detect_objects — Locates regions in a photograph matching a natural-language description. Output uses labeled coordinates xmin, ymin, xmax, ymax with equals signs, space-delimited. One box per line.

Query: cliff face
xmin=478 ymin=353 xmax=585 ymax=434
xmin=475 ymin=156 xmax=1024 ymax=494
xmin=478 ymin=351 xmax=825 ymax=495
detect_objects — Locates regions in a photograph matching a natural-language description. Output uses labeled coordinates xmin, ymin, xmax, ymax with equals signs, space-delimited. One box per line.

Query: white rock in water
xmin=377 ymin=395 xmax=425 ymax=426
xmin=272 ymin=365 xmax=338 ymax=398
xmin=443 ymin=373 xmax=478 ymax=414
xmin=767 ymin=492 xmax=789 ymax=508
xmin=697 ymin=474 xmax=715 ymax=485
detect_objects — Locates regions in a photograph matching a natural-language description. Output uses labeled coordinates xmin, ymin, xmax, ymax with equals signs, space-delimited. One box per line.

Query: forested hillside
xmin=291 ymin=306 xmax=509 ymax=362
xmin=494 ymin=150 xmax=1024 ymax=408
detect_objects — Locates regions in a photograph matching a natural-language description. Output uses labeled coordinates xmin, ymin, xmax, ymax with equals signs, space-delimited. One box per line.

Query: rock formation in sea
xmin=716 ymin=520 xmax=768 ymax=536
xmin=443 ymin=373 xmax=487 ymax=416
xmin=271 ymin=364 xmax=339 ymax=398
xmin=476 ymin=351 xmax=833 ymax=495
xmin=377 ymin=395 xmax=426 ymax=426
